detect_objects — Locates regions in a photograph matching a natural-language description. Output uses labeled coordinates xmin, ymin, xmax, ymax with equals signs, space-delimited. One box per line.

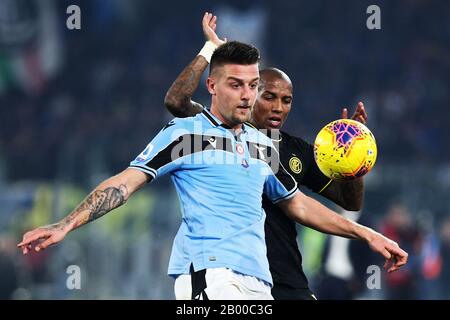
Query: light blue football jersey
xmin=129 ymin=108 xmax=297 ymax=285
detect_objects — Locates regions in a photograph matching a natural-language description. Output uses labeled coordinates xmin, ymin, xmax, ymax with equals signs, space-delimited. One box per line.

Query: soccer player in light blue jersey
xmin=164 ymin=12 xmax=411 ymax=300
xmin=18 ymin=41 xmax=408 ymax=300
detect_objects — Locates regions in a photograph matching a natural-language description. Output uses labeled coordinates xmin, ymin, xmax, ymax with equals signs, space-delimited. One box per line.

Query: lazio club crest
xmin=289 ymin=156 xmax=302 ymax=174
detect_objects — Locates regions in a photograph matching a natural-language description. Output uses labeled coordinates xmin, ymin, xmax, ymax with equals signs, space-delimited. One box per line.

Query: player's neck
xmin=210 ymin=105 xmax=243 ymax=132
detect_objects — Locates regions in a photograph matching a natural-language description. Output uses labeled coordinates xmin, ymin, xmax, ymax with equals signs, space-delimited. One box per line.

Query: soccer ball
xmin=314 ymin=119 xmax=377 ymax=181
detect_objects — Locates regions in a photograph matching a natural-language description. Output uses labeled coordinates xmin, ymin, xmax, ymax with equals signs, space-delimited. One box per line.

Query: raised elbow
xmin=164 ymin=94 xmax=189 ymax=118
xmin=164 ymin=94 xmax=180 ymax=114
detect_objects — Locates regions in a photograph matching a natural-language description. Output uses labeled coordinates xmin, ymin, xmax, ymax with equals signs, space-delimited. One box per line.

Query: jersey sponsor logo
xmin=136 ymin=144 xmax=154 ymax=162
xmin=254 ymin=145 xmax=266 ymax=161
xmin=236 ymin=144 xmax=244 ymax=154
xmin=246 ymin=141 xmax=280 ymax=174
xmin=162 ymin=120 xmax=176 ymax=130
xmin=208 ymin=136 xmax=217 ymax=149
xmin=242 ymin=159 xmax=249 ymax=168
xmin=289 ymin=156 xmax=302 ymax=174
xmin=194 ymin=291 xmax=208 ymax=300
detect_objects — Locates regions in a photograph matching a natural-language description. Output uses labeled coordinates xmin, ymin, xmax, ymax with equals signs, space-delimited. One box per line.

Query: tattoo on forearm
xmin=61 ymin=185 xmax=128 ymax=229
xmin=172 ymin=57 xmax=205 ymax=95
xmin=166 ymin=56 xmax=207 ymax=116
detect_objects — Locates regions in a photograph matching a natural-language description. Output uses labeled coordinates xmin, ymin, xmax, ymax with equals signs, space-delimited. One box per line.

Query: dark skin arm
xmin=320 ymin=178 xmax=364 ymax=211
xmin=319 ymin=102 xmax=368 ymax=211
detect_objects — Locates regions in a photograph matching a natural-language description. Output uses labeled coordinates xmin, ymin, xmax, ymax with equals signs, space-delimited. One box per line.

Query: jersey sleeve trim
xmin=128 ymin=165 xmax=157 ymax=179
xmin=127 ymin=165 xmax=156 ymax=183
xmin=272 ymin=187 xmax=299 ymax=204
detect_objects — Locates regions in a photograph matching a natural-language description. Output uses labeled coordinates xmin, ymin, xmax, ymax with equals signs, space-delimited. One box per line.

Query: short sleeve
xmin=263 ymin=144 xmax=298 ymax=203
xmin=129 ymin=119 xmax=188 ymax=182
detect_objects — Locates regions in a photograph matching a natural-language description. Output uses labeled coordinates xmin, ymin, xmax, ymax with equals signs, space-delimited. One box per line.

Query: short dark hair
xmin=209 ymin=41 xmax=260 ymax=75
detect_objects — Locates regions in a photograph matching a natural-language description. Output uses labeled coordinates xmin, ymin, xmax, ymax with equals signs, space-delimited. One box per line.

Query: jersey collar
xmin=202 ymin=108 xmax=248 ymax=133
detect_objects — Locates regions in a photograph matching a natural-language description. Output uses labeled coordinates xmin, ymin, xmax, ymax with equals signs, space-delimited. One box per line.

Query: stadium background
xmin=0 ymin=0 xmax=449 ymax=299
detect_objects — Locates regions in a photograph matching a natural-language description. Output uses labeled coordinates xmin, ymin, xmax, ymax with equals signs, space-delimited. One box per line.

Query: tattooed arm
xmin=164 ymin=55 xmax=207 ymax=117
xmin=164 ymin=12 xmax=225 ymax=118
xmin=18 ymin=168 xmax=148 ymax=253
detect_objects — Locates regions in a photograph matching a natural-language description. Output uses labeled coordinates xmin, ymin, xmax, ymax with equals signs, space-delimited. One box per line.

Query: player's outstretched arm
xmin=164 ymin=12 xmax=225 ymax=117
xmin=277 ymin=191 xmax=408 ymax=273
xmin=17 ymin=168 xmax=148 ymax=254
xmin=319 ymin=102 xmax=368 ymax=210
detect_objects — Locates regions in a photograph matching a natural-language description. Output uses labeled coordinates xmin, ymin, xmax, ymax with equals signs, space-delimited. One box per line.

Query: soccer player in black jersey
xmin=253 ymin=68 xmax=366 ymax=299
xmin=162 ymin=12 xmax=406 ymax=300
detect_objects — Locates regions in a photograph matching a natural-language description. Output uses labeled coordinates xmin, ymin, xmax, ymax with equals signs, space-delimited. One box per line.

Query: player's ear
xmin=207 ymin=77 xmax=216 ymax=95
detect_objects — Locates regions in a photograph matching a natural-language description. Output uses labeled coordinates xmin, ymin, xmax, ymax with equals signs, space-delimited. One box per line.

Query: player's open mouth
xmin=268 ymin=116 xmax=282 ymax=128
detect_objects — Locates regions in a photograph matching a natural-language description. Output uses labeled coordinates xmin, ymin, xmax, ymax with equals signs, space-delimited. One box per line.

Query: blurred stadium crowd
xmin=0 ymin=0 xmax=449 ymax=299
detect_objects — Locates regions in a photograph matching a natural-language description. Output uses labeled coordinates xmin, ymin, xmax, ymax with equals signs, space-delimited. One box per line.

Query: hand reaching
xmin=17 ymin=223 xmax=69 ymax=254
xmin=342 ymin=101 xmax=368 ymax=124
xmin=202 ymin=12 xmax=226 ymax=47
xmin=367 ymin=231 xmax=408 ymax=273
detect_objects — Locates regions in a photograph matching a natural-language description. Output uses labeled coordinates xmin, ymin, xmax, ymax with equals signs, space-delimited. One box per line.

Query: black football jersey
xmin=264 ymin=130 xmax=331 ymax=289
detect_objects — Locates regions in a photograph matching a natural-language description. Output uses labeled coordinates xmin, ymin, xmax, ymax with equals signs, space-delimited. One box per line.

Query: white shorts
xmin=174 ymin=267 xmax=273 ymax=300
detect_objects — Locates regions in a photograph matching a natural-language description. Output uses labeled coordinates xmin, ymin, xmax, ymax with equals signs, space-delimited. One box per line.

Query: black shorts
xmin=271 ymin=283 xmax=317 ymax=300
